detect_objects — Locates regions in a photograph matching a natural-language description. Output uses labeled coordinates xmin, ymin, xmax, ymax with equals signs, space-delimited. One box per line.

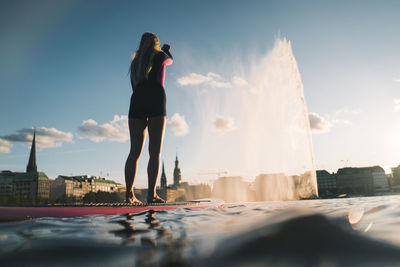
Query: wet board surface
xmin=0 ymin=198 xmax=224 ymax=221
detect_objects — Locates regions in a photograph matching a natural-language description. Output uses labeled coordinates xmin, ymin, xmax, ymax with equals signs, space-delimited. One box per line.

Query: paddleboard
xmin=0 ymin=198 xmax=224 ymax=221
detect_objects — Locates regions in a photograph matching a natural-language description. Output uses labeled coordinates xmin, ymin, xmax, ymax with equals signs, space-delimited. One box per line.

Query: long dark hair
xmin=129 ymin=32 xmax=160 ymax=86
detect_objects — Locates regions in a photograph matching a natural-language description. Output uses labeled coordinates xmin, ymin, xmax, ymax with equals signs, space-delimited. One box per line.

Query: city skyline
xmin=1 ymin=1 xmax=400 ymax=187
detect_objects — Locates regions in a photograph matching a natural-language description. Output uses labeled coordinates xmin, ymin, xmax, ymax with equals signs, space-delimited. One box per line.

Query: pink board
xmin=0 ymin=199 xmax=224 ymax=221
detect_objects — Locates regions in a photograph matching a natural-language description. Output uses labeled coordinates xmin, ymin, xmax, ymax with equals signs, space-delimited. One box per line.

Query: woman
xmin=125 ymin=32 xmax=173 ymax=204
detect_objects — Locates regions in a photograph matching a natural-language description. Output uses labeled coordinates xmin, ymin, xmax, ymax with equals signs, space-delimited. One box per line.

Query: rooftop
xmin=337 ymin=166 xmax=385 ymax=175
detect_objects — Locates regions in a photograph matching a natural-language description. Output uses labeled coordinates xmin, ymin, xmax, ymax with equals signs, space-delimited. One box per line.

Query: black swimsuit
xmin=128 ymin=50 xmax=173 ymax=120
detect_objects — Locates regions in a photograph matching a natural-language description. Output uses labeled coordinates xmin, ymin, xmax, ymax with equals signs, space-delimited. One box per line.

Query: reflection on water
xmin=111 ymin=213 xmax=150 ymax=244
xmin=2 ymin=196 xmax=400 ymax=266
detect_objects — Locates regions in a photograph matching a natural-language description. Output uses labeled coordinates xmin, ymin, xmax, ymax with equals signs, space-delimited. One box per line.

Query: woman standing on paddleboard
xmin=125 ymin=32 xmax=173 ymax=204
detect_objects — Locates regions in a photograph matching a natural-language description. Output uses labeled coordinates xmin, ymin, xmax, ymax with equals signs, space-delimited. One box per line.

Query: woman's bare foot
xmin=147 ymin=194 xmax=166 ymax=204
xmin=126 ymin=196 xmax=142 ymax=205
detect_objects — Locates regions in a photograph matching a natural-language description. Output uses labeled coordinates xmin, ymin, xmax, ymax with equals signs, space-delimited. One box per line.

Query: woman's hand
xmin=161 ymin=44 xmax=170 ymax=52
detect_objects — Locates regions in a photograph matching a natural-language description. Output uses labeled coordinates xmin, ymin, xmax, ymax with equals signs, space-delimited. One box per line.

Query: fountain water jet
xmin=192 ymin=38 xmax=318 ymax=201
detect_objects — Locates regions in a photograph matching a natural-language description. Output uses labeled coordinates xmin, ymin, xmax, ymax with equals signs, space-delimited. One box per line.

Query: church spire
xmin=173 ymin=153 xmax=181 ymax=186
xmin=175 ymin=152 xmax=179 ymax=168
xmin=161 ymin=161 xmax=167 ymax=188
xmin=26 ymin=130 xmax=37 ymax=173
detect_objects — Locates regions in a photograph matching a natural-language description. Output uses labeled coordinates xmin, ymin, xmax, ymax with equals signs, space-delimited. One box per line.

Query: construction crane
xmin=198 ymin=169 xmax=228 ymax=177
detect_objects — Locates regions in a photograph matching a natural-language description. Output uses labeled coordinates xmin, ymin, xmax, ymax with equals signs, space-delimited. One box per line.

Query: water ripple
xmin=1 ymin=195 xmax=400 ymax=266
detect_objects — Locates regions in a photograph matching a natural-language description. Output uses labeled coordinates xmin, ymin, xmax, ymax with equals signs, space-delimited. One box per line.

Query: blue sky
xmin=1 ymin=0 xmax=400 ymax=187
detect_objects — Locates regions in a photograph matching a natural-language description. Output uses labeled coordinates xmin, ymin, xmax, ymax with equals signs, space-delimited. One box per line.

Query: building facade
xmin=0 ymin=171 xmax=15 ymax=198
xmin=0 ymin=131 xmax=51 ymax=203
xmin=336 ymin=166 xmax=387 ymax=195
xmin=371 ymin=167 xmax=389 ymax=192
xmin=14 ymin=171 xmax=50 ymax=200
xmin=50 ymin=175 xmax=121 ymax=201
xmin=391 ymin=165 xmax=400 ymax=185
xmin=173 ymin=154 xmax=182 ymax=186
xmin=316 ymin=170 xmax=337 ymax=197
xmin=159 ymin=162 xmax=168 ymax=200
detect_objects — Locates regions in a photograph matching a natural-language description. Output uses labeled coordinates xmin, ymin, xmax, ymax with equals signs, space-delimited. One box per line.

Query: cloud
xmin=322 ymin=107 xmax=362 ymax=127
xmin=0 ymin=139 xmax=13 ymax=153
xmin=177 ymin=72 xmax=250 ymax=91
xmin=177 ymin=73 xmax=213 ymax=86
xmin=212 ymin=115 xmax=236 ymax=133
xmin=78 ymin=115 xmax=129 ymax=142
xmin=332 ymin=108 xmax=362 ymax=116
xmin=209 ymin=80 xmax=231 ymax=88
xmin=167 ymin=113 xmax=189 ymax=136
xmin=1 ymin=127 xmax=73 ymax=148
xmin=232 ymin=76 xmax=248 ymax=87
xmin=308 ymin=112 xmax=332 ymax=134
xmin=393 ymin=77 xmax=400 ymax=83
xmin=177 ymin=72 xmax=231 ymax=88
xmin=394 ymin=98 xmax=400 ymax=111
xmin=331 ymin=119 xmax=352 ymax=125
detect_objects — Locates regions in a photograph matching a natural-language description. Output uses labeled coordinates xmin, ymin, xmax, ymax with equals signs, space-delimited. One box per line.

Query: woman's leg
xmin=147 ymin=116 xmax=166 ymax=202
xmin=125 ymin=118 xmax=148 ymax=203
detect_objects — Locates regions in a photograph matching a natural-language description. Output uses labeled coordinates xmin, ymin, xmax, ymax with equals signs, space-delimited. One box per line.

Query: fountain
xmin=190 ymin=38 xmax=318 ymax=201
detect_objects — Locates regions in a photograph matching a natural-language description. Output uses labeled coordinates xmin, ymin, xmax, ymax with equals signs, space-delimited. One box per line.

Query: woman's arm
xmin=157 ymin=47 xmax=173 ymax=87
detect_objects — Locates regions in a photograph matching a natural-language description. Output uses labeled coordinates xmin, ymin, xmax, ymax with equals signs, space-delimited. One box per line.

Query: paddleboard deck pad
xmin=0 ymin=198 xmax=224 ymax=221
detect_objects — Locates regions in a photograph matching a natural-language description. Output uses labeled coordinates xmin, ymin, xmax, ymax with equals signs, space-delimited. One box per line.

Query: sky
xmin=1 ymin=0 xmax=400 ymax=187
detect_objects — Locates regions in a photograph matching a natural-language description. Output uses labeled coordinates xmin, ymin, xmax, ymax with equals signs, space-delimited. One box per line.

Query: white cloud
xmin=308 ymin=112 xmax=332 ymax=134
xmin=394 ymin=98 xmax=400 ymax=111
xmin=209 ymin=80 xmax=231 ymax=88
xmin=333 ymin=108 xmax=363 ymax=116
xmin=232 ymin=76 xmax=248 ymax=87
xmin=212 ymin=115 xmax=236 ymax=133
xmin=0 ymin=139 xmax=13 ymax=153
xmin=393 ymin=77 xmax=400 ymax=82
xmin=331 ymin=119 xmax=352 ymax=125
xmin=207 ymin=73 xmax=223 ymax=80
xmin=78 ymin=115 xmax=129 ymax=142
xmin=177 ymin=73 xmax=250 ymax=90
xmin=177 ymin=73 xmax=212 ymax=86
xmin=1 ymin=127 xmax=73 ymax=148
xmin=167 ymin=113 xmax=189 ymax=136
xmin=322 ymin=107 xmax=362 ymax=127
xmin=177 ymin=72 xmax=231 ymax=88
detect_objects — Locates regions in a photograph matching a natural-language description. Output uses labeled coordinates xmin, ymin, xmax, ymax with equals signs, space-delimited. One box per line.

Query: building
xmin=0 ymin=131 xmax=50 ymax=203
xmin=316 ymin=170 xmax=337 ymax=197
xmin=371 ymin=167 xmax=389 ymax=192
xmin=0 ymin=171 xmax=49 ymax=201
xmin=159 ymin=162 xmax=167 ymax=200
xmin=132 ymin=154 xmax=212 ymax=202
xmin=14 ymin=171 xmax=50 ymax=200
xmin=26 ymin=131 xmax=37 ymax=173
xmin=391 ymin=165 xmax=400 ymax=185
xmin=0 ymin=171 xmax=15 ymax=198
xmin=173 ymin=154 xmax=182 ymax=186
xmin=336 ymin=166 xmax=387 ymax=195
xmin=161 ymin=162 xmax=167 ymax=189
xmin=50 ymin=176 xmax=84 ymax=201
xmin=50 ymin=175 xmax=120 ymax=201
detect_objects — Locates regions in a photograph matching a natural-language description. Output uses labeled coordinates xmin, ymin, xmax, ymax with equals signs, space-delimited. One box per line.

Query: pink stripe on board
xmin=0 ymin=199 xmax=223 ymax=221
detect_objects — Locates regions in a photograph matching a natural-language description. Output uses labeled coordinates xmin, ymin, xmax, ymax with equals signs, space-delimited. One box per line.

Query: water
xmin=2 ymin=195 xmax=400 ymax=266
xmin=192 ymin=38 xmax=318 ymax=200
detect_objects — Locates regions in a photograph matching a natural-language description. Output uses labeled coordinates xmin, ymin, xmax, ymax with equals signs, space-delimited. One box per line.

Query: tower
xmin=161 ymin=161 xmax=167 ymax=189
xmin=26 ymin=130 xmax=37 ymax=173
xmin=173 ymin=154 xmax=182 ymax=186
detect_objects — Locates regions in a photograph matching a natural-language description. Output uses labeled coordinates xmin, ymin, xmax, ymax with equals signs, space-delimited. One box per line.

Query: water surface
xmin=1 ymin=195 xmax=400 ymax=266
